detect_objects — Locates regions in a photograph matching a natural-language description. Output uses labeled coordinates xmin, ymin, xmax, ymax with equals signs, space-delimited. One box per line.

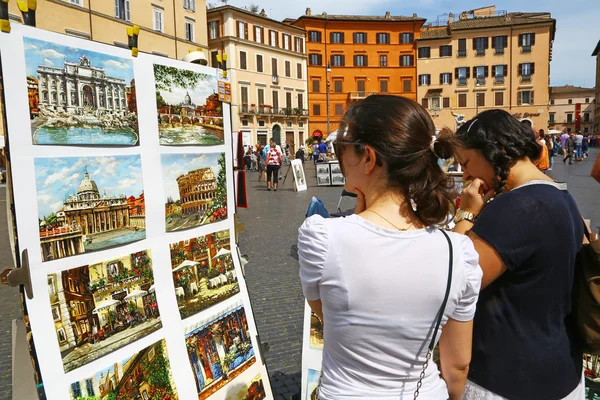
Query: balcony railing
xmin=521 ymin=75 xmax=532 ymax=83
xmin=475 ymin=49 xmax=486 ymax=56
xmin=457 ymin=78 xmax=468 ymax=86
xmin=457 ymin=50 xmax=467 ymax=57
xmin=349 ymin=91 xmax=376 ymax=100
xmin=521 ymin=45 xmax=532 ymax=53
xmin=239 ymin=105 xmax=250 ymax=114
xmin=476 ymin=77 xmax=486 ymax=85
xmin=494 ymin=77 xmax=505 ymax=84
xmin=494 ymin=48 xmax=505 ymax=55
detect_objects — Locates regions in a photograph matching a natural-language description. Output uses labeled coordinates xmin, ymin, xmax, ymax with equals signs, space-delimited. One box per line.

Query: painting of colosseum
xmin=162 ymin=152 xmax=228 ymax=232
xmin=154 ymin=63 xmax=224 ymax=145
xmin=24 ymin=37 xmax=139 ymax=146
xmin=34 ymin=155 xmax=145 ymax=262
xmin=169 ymin=230 xmax=240 ymax=320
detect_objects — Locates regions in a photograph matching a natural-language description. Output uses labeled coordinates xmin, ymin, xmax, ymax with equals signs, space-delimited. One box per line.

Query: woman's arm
xmin=439 ymin=318 xmax=473 ymax=400
xmin=467 ymin=231 xmax=507 ymax=289
xmin=307 ymin=299 xmax=323 ymax=320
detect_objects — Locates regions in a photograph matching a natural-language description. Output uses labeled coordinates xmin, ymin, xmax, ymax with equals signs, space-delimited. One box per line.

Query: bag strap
xmin=414 ymin=228 xmax=454 ymax=399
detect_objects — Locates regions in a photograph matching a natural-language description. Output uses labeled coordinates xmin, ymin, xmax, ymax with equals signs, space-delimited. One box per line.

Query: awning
xmin=212 ymin=248 xmax=232 ymax=259
xmin=548 ymin=129 xmax=562 ymax=135
xmin=312 ymin=130 xmax=323 ymax=137
xmin=92 ymin=299 xmax=120 ymax=314
xmin=124 ymin=289 xmax=147 ymax=300
xmin=426 ymin=89 xmax=443 ymax=97
xmin=173 ymin=260 xmax=200 ymax=273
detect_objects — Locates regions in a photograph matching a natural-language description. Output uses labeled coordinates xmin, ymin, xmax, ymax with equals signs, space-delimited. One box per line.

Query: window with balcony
xmin=312 ymin=79 xmax=320 ymax=93
xmin=330 ymin=32 xmax=344 ymax=44
xmin=520 ymin=33 xmax=535 ymax=52
xmin=256 ymin=55 xmax=263 ymax=72
xmin=439 ymin=45 xmax=452 ymax=57
xmin=380 ymin=79 xmax=388 ymax=93
xmin=376 ymin=33 xmax=390 ymax=44
xmin=208 ymin=21 xmax=219 ymax=39
xmin=419 ymin=74 xmax=431 ymax=86
xmin=354 ymin=32 xmax=367 ymax=44
xmin=566 ymin=113 xmax=573 ymax=123
xmin=400 ymin=32 xmax=414 ymax=44
xmin=494 ymin=64 xmax=507 ymax=83
xmin=272 ymin=91 xmax=279 ymax=110
xmin=380 ymin=55 xmax=387 ymax=67
xmin=354 ymin=55 xmax=368 ymax=67
xmin=456 ymin=67 xmax=468 ymax=85
xmin=257 ymin=88 xmax=265 ymax=109
xmin=309 ymin=54 xmax=322 ymax=66
xmin=153 ymin=8 xmax=163 ymax=32
xmin=114 ymin=0 xmax=130 ymax=21
xmin=458 ymin=93 xmax=467 ymax=108
xmin=473 ymin=37 xmax=488 ymax=56
xmin=331 ymin=54 xmax=345 ymax=67
xmin=518 ymin=90 xmax=534 ymax=105
xmin=440 ymin=73 xmax=452 ymax=84
xmin=400 ymin=55 xmax=414 ymax=66
xmin=308 ymin=31 xmax=321 ymax=42
xmin=457 ymin=38 xmax=467 ymax=57
xmin=403 ymin=79 xmax=412 ymax=93
xmin=492 ymin=35 xmax=507 ymax=54
xmin=334 ymin=80 xmax=343 ymax=93
xmin=519 ymin=62 xmax=534 ymax=82
xmin=418 ymin=47 xmax=431 ymax=58
xmin=474 ymin=66 xmax=487 ymax=85
xmin=185 ymin=20 xmax=195 ymax=42
xmin=549 ymin=112 xmax=555 ymax=123
xmin=184 ymin=0 xmax=195 ymax=11
xmin=239 ymin=51 xmax=247 ymax=70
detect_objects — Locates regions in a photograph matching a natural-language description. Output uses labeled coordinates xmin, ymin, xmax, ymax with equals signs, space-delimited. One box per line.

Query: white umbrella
xmin=212 ymin=248 xmax=232 ymax=259
xmin=92 ymin=299 xmax=120 ymax=314
xmin=548 ymin=129 xmax=562 ymax=135
xmin=124 ymin=289 xmax=147 ymax=300
xmin=172 ymin=260 xmax=200 ymax=273
xmin=325 ymin=130 xmax=338 ymax=143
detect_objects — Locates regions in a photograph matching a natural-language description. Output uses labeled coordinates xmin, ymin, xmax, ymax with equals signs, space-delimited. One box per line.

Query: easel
xmin=281 ymin=162 xmax=293 ymax=188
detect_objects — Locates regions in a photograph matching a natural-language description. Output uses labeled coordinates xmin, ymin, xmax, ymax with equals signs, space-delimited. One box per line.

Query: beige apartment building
xmin=593 ymin=40 xmax=600 ymax=134
xmin=548 ymin=86 xmax=595 ymax=134
xmin=6 ymin=0 xmax=208 ymax=59
xmin=416 ymin=6 xmax=555 ymax=132
xmin=207 ymin=6 xmax=308 ymax=151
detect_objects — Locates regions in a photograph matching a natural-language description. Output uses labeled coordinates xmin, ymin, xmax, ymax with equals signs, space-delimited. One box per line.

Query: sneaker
xmin=274 ymin=188 xmax=278 ymax=191
xmin=267 ymin=187 xmax=271 ymax=191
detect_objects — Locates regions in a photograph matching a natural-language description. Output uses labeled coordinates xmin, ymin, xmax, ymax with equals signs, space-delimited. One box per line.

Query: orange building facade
xmin=291 ymin=9 xmax=425 ymax=138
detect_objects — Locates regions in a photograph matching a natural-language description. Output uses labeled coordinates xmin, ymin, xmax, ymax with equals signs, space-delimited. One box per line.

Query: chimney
xmin=259 ymin=9 xmax=266 ymax=17
xmin=385 ymin=11 xmax=391 ymax=19
xmin=305 ymin=7 xmax=311 ymax=16
xmin=448 ymin=12 xmax=454 ymax=23
xmin=412 ymin=13 xmax=418 ymax=17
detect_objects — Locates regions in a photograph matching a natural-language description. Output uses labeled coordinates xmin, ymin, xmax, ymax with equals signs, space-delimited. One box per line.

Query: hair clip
xmin=467 ymin=119 xmax=479 ymax=133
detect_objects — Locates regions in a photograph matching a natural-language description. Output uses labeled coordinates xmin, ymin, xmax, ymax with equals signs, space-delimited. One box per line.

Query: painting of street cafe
xmin=68 ymin=339 xmax=178 ymax=400
xmin=48 ymin=249 xmax=162 ymax=373
xmin=185 ymin=305 xmax=256 ymax=399
xmin=170 ymin=229 xmax=240 ymax=320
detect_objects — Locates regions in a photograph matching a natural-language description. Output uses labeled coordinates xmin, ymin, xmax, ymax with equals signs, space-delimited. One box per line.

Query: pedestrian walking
xmin=295 ymin=146 xmax=305 ymax=164
xmin=561 ymin=130 xmax=570 ymax=157
xmin=535 ymin=130 xmax=550 ymax=173
xmin=450 ymin=110 xmax=585 ymax=400
xmin=574 ymin=130 xmax=584 ymax=160
xmin=547 ymin=133 xmax=555 ymax=170
xmin=266 ymin=139 xmax=282 ymax=191
xmin=257 ymin=145 xmax=266 ymax=182
xmin=312 ymin=140 xmax=320 ymax=164
xmin=299 ymin=95 xmax=482 ymax=400
xmin=583 ymin=134 xmax=589 ymax=158
xmin=564 ymin=132 xmax=575 ymax=164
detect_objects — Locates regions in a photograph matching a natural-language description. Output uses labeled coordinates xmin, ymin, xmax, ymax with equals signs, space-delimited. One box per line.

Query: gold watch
xmin=455 ymin=209 xmax=476 ymax=224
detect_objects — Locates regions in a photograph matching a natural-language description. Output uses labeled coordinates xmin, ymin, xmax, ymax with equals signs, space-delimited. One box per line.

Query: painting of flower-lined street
xmin=48 ymin=250 xmax=161 ymax=373
xmin=162 ymin=152 xmax=228 ymax=232
xmin=185 ymin=305 xmax=256 ymax=399
xmin=154 ymin=64 xmax=224 ymax=145
xmin=170 ymin=229 xmax=240 ymax=320
xmin=225 ymin=374 xmax=266 ymax=400
xmin=68 ymin=339 xmax=178 ymax=400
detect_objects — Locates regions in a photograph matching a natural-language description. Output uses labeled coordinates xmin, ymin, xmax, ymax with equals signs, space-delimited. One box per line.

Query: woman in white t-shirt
xmin=298 ymin=95 xmax=482 ymax=400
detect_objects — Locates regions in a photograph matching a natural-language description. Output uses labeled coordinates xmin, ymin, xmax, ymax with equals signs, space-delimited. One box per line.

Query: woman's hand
xmin=460 ymin=178 xmax=494 ymax=216
xmin=354 ymin=188 xmax=367 ymax=214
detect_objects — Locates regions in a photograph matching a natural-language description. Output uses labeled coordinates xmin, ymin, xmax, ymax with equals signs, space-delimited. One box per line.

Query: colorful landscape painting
xmin=34 ymin=155 xmax=145 ymax=262
xmin=185 ymin=305 xmax=256 ymax=399
xmin=305 ymin=369 xmax=320 ymax=400
xmin=310 ymin=313 xmax=323 ymax=350
xmin=225 ymin=374 xmax=266 ymax=400
xmin=68 ymin=339 xmax=178 ymax=400
xmin=162 ymin=152 xmax=227 ymax=232
xmin=154 ymin=63 xmax=224 ymax=145
xmin=24 ymin=37 xmax=139 ymax=145
xmin=48 ymin=250 xmax=161 ymax=373
xmin=170 ymin=230 xmax=240 ymax=319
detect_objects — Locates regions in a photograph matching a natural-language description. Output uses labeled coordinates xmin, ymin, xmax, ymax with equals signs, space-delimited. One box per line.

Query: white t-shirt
xmin=298 ymin=214 xmax=482 ymax=400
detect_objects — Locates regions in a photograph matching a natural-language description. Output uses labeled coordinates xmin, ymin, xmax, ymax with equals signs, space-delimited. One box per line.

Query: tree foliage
xmin=245 ymin=4 xmax=260 ymax=13
xmin=153 ymin=65 xmax=210 ymax=93
xmin=171 ymin=243 xmax=187 ymax=267
xmin=141 ymin=342 xmax=174 ymax=395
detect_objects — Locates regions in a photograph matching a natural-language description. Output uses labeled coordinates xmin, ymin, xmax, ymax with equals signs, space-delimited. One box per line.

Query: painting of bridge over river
xmin=24 ymin=37 xmax=139 ymax=146
xmin=34 ymin=155 xmax=146 ymax=261
xmin=154 ymin=64 xmax=224 ymax=146
xmin=169 ymin=230 xmax=240 ymax=319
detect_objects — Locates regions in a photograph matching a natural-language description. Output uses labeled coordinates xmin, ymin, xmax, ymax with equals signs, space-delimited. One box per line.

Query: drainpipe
xmin=88 ymin=0 xmax=93 ymax=40
xmin=509 ymin=25 xmax=513 ymax=110
xmin=172 ymin=0 xmax=178 ymax=59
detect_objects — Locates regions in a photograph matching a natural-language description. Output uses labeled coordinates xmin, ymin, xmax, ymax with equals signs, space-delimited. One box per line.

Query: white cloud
xmin=92 ymin=156 xmax=118 ymax=176
xmin=50 ymin=202 xmax=63 ymax=212
xmin=45 ymin=166 xmax=72 ymax=186
xmin=104 ymin=59 xmax=130 ymax=69
xmin=39 ymin=49 xmax=65 ymax=59
xmin=118 ymin=179 xmax=136 ymax=189
xmin=24 ymin=43 xmax=38 ymax=50
xmin=43 ymin=58 xmax=54 ymax=66
xmin=37 ymin=194 xmax=51 ymax=203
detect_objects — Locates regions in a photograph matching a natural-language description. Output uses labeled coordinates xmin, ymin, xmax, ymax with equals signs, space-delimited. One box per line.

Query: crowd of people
xmin=298 ymin=95 xmax=598 ymax=400
xmin=534 ymin=128 xmax=597 ymax=171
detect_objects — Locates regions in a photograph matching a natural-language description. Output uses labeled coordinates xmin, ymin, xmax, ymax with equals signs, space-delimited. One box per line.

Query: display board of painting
xmin=290 ymin=160 xmax=307 ymax=192
xmin=1 ymin=24 xmax=273 ymax=400
xmin=301 ymin=303 xmax=323 ymax=400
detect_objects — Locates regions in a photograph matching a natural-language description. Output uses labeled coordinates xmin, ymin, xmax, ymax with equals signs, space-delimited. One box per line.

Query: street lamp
xmin=326 ymin=61 xmax=331 ymax=136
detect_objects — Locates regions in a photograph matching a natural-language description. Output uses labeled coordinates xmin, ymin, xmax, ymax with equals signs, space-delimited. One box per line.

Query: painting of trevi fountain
xmin=24 ymin=37 xmax=139 ymax=145
xmin=34 ymin=155 xmax=146 ymax=262
xmin=154 ymin=64 xmax=224 ymax=146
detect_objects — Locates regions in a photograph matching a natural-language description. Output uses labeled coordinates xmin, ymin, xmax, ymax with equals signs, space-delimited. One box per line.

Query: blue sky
xmin=23 ymin=37 xmax=134 ymax=83
xmin=34 ymin=155 xmax=143 ymax=219
xmin=230 ymin=0 xmax=599 ymax=88
xmin=161 ymin=153 xmax=222 ymax=202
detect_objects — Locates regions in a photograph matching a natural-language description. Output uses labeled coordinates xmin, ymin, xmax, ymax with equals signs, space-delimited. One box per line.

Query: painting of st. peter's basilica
xmin=24 ymin=36 xmax=139 ymax=145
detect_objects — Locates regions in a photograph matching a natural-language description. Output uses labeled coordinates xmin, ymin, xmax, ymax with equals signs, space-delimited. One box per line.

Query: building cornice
xmin=207 ymin=5 xmax=306 ymax=33
xmin=209 ymin=36 xmax=305 ymax=58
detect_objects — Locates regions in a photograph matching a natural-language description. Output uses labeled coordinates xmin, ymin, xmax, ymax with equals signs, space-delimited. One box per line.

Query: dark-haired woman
xmin=450 ymin=110 xmax=584 ymax=400
xmin=298 ymin=95 xmax=482 ymax=400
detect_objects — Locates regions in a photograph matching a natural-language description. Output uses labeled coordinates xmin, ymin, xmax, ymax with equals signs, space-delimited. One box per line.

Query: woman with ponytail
xmin=297 ymin=95 xmax=483 ymax=400
xmin=450 ymin=110 xmax=584 ymax=400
